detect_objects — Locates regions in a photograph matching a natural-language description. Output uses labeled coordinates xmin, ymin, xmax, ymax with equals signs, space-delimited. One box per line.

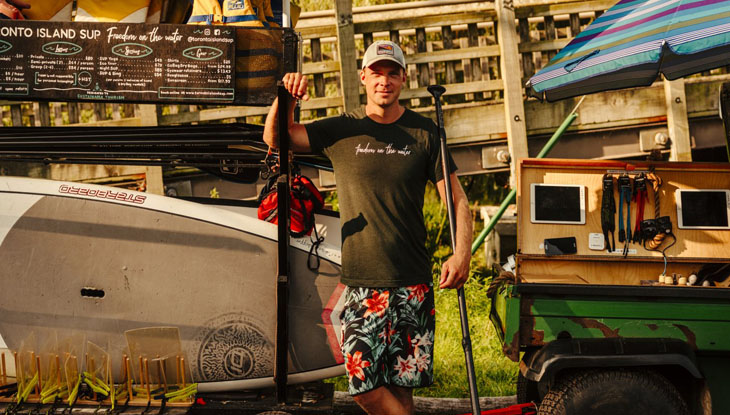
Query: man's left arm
xmin=436 ymin=173 xmax=473 ymax=290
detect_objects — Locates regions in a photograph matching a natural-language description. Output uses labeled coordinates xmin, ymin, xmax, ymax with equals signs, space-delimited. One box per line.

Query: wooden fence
xmin=2 ymin=0 xmax=730 ymax=183
xmin=0 ymin=0 xmax=617 ymax=127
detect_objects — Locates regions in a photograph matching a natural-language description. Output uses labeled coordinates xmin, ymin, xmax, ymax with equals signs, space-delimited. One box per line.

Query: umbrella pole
xmin=471 ymin=97 xmax=583 ymax=255
xmin=720 ymin=82 xmax=730 ymax=162
xmin=427 ymin=85 xmax=480 ymax=415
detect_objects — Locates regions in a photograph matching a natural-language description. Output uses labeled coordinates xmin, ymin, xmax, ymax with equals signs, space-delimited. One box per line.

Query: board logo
xmin=0 ymin=40 xmax=12 ymax=55
xmin=111 ymin=43 xmax=154 ymax=59
xmin=42 ymin=41 xmax=82 ymax=56
xmin=182 ymin=46 xmax=224 ymax=61
xmin=58 ymin=184 xmax=147 ymax=204
xmin=194 ymin=313 xmax=272 ymax=382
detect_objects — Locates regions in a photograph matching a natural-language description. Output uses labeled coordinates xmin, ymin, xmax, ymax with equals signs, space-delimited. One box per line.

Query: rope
xmin=487 ymin=266 xmax=516 ymax=297
xmin=646 ymin=170 xmax=665 ymax=250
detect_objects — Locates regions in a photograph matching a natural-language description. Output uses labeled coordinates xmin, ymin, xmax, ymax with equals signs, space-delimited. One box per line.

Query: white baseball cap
xmin=362 ymin=41 xmax=406 ymax=70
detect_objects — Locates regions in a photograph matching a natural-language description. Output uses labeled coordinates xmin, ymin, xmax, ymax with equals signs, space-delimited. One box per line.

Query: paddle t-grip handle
xmin=427 ymin=85 xmax=446 ymax=100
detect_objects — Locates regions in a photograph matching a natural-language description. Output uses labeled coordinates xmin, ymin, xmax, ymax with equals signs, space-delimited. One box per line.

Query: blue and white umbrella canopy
xmin=527 ymin=0 xmax=730 ymax=102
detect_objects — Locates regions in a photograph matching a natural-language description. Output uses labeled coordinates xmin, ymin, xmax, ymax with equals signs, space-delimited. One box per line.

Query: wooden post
xmin=138 ymin=105 xmax=165 ymax=194
xmin=664 ymin=78 xmax=692 ymax=161
xmin=416 ymin=28 xmax=431 ymax=107
xmin=468 ymin=23 xmax=482 ymax=101
xmin=721 ymin=82 xmax=730 ymax=162
xmin=518 ymin=19 xmax=534 ymax=81
xmin=67 ymin=103 xmax=80 ymax=124
xmin=544 ymin=16 xmax=556 ymax=61
xmin=363 ymin=32 xmax=373 ymax=50
xmin=569 ymin=13 xmax=582 ymax=37
xmin=442 ymin=25 xmax=456 ymax=85
xmin=496 ymin=0 xmax=529 ymax=187
xmin=311 ymin=38 xmax=327 ymax=118
xmin=36 ymin=102 xmax=51 ymax=126
xmin=10 ymin=104 xmax=22 ymax=126
xmin=335 ymin=0 xmax=360 ymax=112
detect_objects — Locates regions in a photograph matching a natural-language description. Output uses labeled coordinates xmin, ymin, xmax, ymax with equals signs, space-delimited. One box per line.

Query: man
xmin=263 ymin=41 xmax=472 ymax=415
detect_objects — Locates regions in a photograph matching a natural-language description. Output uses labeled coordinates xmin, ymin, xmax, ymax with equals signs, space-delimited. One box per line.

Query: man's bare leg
xmin=389 ymin=386 xmax=414 ymax=414
xmin=352 ymin=386 xmax=414 ymax=415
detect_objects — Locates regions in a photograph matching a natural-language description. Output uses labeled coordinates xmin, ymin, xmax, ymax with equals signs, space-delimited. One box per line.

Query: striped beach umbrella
xmin=527 ymin=0 xmax=730 ymax=101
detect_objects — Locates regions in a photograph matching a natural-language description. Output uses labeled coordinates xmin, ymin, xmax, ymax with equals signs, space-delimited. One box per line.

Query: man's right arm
xmin=263 ymin=73 xmax=312 ymax=153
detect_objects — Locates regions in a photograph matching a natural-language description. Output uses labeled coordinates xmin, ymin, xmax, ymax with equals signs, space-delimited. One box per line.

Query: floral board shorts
xmin=340 ymin=283 xmax=435 ymax=396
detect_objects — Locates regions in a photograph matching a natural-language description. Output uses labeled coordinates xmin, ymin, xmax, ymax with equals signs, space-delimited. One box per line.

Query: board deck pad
xmin=0 ymin=21 xmax=296 ymax=105
xmin=0 ymin=178 xmax=344 ymax=391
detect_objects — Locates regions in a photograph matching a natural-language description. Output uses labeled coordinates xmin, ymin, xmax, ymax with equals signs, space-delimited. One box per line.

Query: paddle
xmin=427 ymin=84 xmax=481 ymax=415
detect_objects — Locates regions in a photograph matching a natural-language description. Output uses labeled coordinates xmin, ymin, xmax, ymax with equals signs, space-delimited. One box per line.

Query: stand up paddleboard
xmin=0 ymin=177 xmax=346 ymax=392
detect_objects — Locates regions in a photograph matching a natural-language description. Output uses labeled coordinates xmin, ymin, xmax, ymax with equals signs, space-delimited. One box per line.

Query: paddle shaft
xmin=275 ymin=85 xmax=290 ymax=404
xmin=428 ymin=85 xmax=480 ymax=415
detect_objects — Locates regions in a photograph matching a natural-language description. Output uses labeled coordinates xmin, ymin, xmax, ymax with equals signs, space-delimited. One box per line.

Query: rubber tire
xmin=517 ymin=372 xmax=540 ymax=404
xmin=538 ymin=369 xmax=689 ymax=415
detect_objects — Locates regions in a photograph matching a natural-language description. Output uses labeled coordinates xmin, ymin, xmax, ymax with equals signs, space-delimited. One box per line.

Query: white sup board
xmin=0 ymin=177 xmax=346 ymax=392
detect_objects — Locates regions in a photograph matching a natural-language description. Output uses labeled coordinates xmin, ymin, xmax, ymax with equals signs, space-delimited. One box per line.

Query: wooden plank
xmin=518 ymin=18 xmax=535 ymax=80
xmin=518 ymin=38 xmax=571 ymax=53
xmin=310 ymin=38 xmax=327 ymax=118
xmin=400 ymin=80 xmax=503 ymax=100
xmin=515 ymin=0 xmax=615 ymax=18
xmin=335 ymin=0 xmax=361 ymax=112
xmin=664 ymin=78 xmax=692 ymax=161
xmin=354 ymin=11 xmax=495 ymax=35
xmin=416 ymin=28 xmax=431 ymax=107
xmin=159 ymin=96 xmax=342 ymax=125
xmin=496 ymin=0 xmax=529 ymax=186
xmin=408 ymin=45 xmax=500 ymax=65
xmin=302 ymin=60 xmax=340 ymax=75
xmin=519 ymin=259 xmax=699 ymax=286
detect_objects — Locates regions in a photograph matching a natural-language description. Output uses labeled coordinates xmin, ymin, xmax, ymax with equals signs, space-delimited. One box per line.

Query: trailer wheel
xmin=517 ymin=372 xmax=539 ymax=404
xmin=538 ymin=369 xmax=689 ymax=415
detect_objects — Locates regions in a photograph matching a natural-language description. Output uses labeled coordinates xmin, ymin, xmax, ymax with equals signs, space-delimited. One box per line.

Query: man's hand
xmin=283 ymin=73 xmax=310 ymax=101
xmin=0 ymin=0 xmax=29 ymax=19
xmin=439 ymin=253 xmax=470 ymax=290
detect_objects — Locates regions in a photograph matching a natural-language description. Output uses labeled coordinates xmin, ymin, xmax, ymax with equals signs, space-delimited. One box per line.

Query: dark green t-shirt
xmin=305 ymin=107 xmax=456 ymax=287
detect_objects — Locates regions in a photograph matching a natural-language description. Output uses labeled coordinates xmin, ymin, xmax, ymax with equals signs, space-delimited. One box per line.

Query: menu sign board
xmin=0 ymin=21 xmax=236 ymax=104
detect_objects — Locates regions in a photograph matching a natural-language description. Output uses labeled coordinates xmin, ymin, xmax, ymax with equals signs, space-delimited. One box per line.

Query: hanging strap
xmin=600 ymin=174 xmax=615 ymax=253
xmin=632 ymin=174 xmax=648 ymax=243
xmin=617 ymin=175 xmax=630 ymax=243
xmin=307 ymin=225 xmax=325 ymax=271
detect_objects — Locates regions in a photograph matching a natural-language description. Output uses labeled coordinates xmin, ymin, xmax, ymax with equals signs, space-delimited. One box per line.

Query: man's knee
xmin=352 ymin=387 xmax=383 ymax=407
